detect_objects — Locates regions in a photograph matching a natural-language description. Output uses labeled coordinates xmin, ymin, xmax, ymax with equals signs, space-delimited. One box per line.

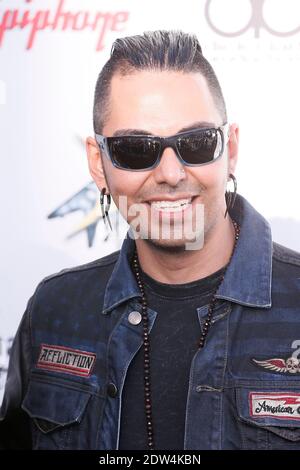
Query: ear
xmin=227 ymin=122 xmax=239 ymax=177
xmin=86 ymin=136 xmax=108 ymax=190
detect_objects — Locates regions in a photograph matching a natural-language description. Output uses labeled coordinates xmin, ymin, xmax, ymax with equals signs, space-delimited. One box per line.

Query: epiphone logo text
xmin=0 ymin=0 xmax=130 ymax=50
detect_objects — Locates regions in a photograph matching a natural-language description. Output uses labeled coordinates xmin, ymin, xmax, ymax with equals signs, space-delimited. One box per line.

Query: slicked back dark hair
xmin=93 ymin=29 xmax=227 ymax=134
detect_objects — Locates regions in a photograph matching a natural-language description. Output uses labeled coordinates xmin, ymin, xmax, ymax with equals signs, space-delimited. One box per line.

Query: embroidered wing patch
xmin=253 ymin=357 xmax=300 ymax=374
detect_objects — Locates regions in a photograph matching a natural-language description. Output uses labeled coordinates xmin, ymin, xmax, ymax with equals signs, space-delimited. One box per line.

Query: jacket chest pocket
xmin=21 ymin=374 xmax=99 ymax=449
xmin=235 ymin=386 xmax=300 ymax=450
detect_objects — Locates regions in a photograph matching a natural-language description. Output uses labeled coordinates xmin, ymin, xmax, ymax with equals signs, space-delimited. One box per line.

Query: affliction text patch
xmin=249 ymin=392 xmax=300 ymax=421
xmin=37 ymin=344 xmax=96 ymax=377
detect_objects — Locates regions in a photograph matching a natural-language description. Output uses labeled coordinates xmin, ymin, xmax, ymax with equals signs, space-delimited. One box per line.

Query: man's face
xmin=87 ymin=70 xmax=238 ymax=251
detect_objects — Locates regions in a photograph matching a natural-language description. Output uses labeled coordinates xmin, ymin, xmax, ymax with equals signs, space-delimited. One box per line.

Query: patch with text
xmin=249 ymin=392 xmax=300 ymax=420
xmin=37 ymin=344 xmax=96 ymax=377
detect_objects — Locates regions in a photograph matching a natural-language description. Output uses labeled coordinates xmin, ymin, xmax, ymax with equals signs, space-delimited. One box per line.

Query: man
xmin=1 ymin=29 xmax=300 ymax=450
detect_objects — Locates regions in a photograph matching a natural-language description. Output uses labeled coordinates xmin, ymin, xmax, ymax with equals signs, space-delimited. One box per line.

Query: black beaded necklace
xmin=131 ymin=218 xmax=241 ymax=450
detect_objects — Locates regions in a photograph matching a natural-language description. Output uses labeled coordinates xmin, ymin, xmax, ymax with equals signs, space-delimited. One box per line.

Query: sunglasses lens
xmin=177 ymin=129 xmax=222 ymax=164
xmin=110 ymin=137 xmax=160 ymax=170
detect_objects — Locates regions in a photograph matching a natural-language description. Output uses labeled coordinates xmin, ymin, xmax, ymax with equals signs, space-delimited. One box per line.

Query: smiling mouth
xmin=145 ymin=196 xmax=198 ymax=213
xmin=151 ymin=198 xmax=191 ymax=212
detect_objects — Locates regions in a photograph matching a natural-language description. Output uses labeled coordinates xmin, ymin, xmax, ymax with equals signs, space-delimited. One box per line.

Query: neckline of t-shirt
xmin=139 ymin=263 xmax=228 ymax=299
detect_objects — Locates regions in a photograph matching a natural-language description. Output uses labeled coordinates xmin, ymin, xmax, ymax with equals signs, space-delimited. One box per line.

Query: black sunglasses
xmin=95 ymin=124 xmax=229 ymax=171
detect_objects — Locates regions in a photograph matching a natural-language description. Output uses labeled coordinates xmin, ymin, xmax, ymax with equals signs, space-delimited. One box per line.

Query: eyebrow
xmin=112 ymin=121 xmax=217 ymax=137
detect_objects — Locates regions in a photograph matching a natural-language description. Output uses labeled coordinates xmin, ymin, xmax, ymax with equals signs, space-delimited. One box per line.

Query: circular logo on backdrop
xmin=205 ymin=0 xmax=300 ymax=38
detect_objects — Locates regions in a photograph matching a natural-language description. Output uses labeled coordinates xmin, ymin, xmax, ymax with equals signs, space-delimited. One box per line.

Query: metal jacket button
xmin=128 ymin=310 xmax=142 ymax=325
xmin=107 ymin=382 xmax=118 ymax=398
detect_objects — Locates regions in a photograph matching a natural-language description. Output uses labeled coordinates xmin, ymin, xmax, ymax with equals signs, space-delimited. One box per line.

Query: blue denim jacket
xmin=1 ymin=193 xmax=300 ymax=450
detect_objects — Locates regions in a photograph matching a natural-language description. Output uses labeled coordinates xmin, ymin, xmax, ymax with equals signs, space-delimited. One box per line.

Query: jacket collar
xmin=102 ymin=193 xmax=272 ymax=314
xmin=215 ymin=193 xmax=272 ymax=308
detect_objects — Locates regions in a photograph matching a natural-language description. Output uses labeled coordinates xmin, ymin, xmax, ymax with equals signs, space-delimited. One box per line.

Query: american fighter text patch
xmin=37 ymin=344 xmax=96 ymax=377
xmin=249 ymin=392 xmax=300 ymax=421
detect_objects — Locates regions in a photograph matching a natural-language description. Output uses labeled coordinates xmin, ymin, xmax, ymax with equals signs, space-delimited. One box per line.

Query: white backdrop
xmin=1 ymin=0 xmax=300 ymax=399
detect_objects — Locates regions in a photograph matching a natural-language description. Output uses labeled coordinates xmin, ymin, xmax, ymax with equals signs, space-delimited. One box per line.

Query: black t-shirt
xmin=118 ymin=263 xmax=227 ymax=450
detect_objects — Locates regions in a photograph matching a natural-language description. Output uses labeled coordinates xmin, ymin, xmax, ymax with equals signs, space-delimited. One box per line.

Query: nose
xmin=152 ymin=147 xmax=186 ymax=186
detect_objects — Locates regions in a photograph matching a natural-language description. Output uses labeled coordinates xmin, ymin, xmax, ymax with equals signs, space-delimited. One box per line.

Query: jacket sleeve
xmin=0 ymin=294 xmax=35 ymax=449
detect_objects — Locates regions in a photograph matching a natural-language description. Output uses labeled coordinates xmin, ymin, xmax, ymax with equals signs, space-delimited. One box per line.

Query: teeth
xmin=151 ymin=198 xmax=192 ymax=211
